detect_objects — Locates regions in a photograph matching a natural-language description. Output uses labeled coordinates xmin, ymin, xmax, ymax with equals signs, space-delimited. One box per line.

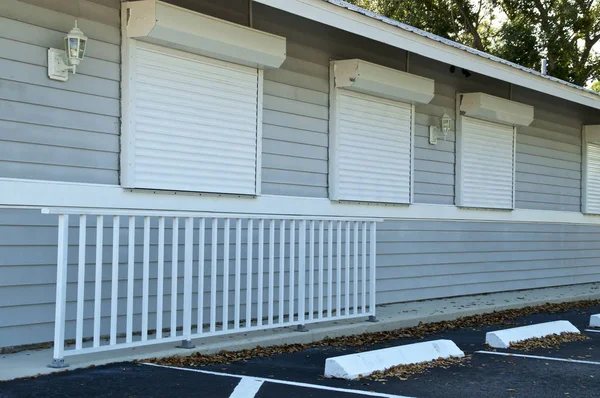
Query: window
xmin=457 ymin=117 xmax=516 ymax=209
xmin=583 ymin=125 xmax=600 ymax=214
xmin=332 ymin=91 xmax=413 ymax=203
xmin=456 ymin=93 xmax=534 ymax=210
xmin=121 ymin=41 xmax=262 ymax=195
xmin=120 ymin=5 xmax=286 ymax=195
xmin=329 ymin=59 xmax=435 ymax=204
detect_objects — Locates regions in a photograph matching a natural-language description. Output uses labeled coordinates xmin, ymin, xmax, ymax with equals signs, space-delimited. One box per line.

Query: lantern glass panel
xmin=68 ymin=37 xmax=79 ymax=58
xmin=78 ymin=39 xmax=87 ymax=59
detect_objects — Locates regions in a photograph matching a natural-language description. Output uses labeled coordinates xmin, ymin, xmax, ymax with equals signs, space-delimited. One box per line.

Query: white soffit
xmin=585 ymin=125 xmax=600 ymax=144
xmin=333 ymin=59 xmax=434 ymax=104
xmin=460 ymin=92 xmax=534 ymax=126
xmin=122 ymin=0 xmax=286 ymax=69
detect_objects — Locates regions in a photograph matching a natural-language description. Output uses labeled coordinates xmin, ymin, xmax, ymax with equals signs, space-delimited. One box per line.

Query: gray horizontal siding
xmin=0 ymin=209 xmax=363 ymax=347
xmin=0 ymin=2 xmax=120 ymax=184
xmin=5 ymin=209 xmax=600 ymax=347
xmin=514 ymin=107 xmax=582 ymax=212
xmin=261 ymin=55 xmax=330 ymax=197
xmin=376 ymin=219 xmax=600 ymax=304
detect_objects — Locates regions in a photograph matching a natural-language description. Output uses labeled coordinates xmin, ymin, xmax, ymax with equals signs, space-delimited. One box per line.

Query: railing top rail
xmin=41 ymin=207 xmax=385 ymax=222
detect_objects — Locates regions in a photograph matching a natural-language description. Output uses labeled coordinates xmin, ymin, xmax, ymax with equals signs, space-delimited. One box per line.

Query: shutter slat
xmin=586 ymin=144 xmax=600 ymax=213
xmin=460 ymin=116 xmax=514 ymax=209
xmin=335 ymin=92 xmax=412 ymax=203
xmin=131 ymin=44 xmax=258 ymax=194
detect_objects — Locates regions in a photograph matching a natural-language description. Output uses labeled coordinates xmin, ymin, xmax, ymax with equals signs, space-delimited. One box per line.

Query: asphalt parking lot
xmin=2 ymin=303 xmax=600 ymax=398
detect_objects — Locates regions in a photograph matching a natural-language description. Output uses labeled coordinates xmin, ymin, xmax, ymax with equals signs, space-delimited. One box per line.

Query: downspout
xmin=249 ymin=0 xmax=253 ymax=28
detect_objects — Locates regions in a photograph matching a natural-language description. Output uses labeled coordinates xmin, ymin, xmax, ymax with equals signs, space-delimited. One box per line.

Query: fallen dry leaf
xmin=366 ymin=355 xmax=471 ymax=381
xmin=146 ymin=299 xmax=600 ymax=368
xmin=508 ymin=332 xmax=589 ymax=351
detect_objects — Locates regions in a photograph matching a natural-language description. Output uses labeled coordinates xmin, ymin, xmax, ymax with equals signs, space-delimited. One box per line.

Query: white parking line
xmin=143 ymin=363 xmax=414 ymax=398
xmin=229 ymin=377 xmax=264 ymax=398
xmin=584 ymin=329 xmax=600 ymax=333
xmin=476 ymin=350 xmax=600 ymax=365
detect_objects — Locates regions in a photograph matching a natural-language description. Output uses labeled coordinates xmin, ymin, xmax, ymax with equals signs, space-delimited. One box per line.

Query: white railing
xmin=45 ymin=208 xmax=382 ymax=367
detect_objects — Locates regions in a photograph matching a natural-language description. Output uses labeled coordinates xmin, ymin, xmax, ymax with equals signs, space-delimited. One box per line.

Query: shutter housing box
xmin=122 ymin=0 xmax=286 ymax=69
xmin=460 ymin=92 xmax=534 ymax=126
xmin=333 ymin=59 xmax=434 ymax=104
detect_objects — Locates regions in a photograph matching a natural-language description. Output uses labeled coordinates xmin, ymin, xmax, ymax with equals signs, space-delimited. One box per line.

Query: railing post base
xmin=295 ymin=325 xmax=309 ymax=333
xmin=366 ymin=315 xmax=379 ymax=323
xmin=176 ymin=340 xmax=196 ymax=349
xmin=48 ymin=359 xmax=69 ymax=369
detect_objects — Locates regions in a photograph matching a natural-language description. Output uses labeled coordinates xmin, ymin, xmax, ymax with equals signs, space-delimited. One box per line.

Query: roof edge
xmin=253 ymin=0 xmax=600 ymax=110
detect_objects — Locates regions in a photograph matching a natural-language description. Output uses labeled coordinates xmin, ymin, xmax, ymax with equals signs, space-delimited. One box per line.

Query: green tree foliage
xmin=592 ymin=81 xmax=600 ymax=92
xmin=347 ymin=0 xmax=600 ymax=87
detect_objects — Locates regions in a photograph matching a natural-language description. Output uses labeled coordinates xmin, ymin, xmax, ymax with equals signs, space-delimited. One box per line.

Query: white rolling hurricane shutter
xmin=585 ymin=143 xmax=600 ymax=213
xmin=460 ymin=117 xmax=514 ymax=209
xmin=335 ymin=91 xmax=412 ymax=203
xmin=130 ymin=43 xmax=259 ymax=194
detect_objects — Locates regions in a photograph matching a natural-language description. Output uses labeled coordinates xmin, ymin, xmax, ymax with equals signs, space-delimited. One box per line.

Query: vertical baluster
xmin=353 ymin=222 xmax=359 ymax=314
xmin=197 ymin=218 xmax=205 ymax=334
xmin=327 ymin=221 xmax=333 ymax=318
xmin=289 ymin=220 xmax=295 ymax=322
xmin=369 ymin=222 xmax=377 ymax=317
xmin=110 ymin=216 xmax=119 ymax=345
xmin=142 ymin=216 xmax=150 ymax=341
xmin=318 ymin=221 xmax=324 ymax=319
xmin=268 ymin=220 xmax=275 ymax=325
xmin=298 ymin=220 xmax=306 ymax=326
xmin=246 ymin=219 xmax=253 ymax=327
xmin=52 ymin=214 xmax=69 ymax=365
xmin=345 ymin=221 xmax=350 ymax=317
xmin=234 ymin=219 xmax=242 ymax=329
xmin=361 ymin=222 xmax=367 ymax=314
xmin=210 ymin=218 xmax=218 ymax=333
xmin=223 ymin=219 xmax=230 ymax=331
xmin=126 ymin=216 xmax=135 ymax=343
xmin=171 ymin=218 xmax=179 ymax=337
xmin=157 ymin=217 xmax=165 ymax=338
xmin=257 ymin=219 xmax=264 ymax=326
xmin=309 ymin=221 xmax=315 ymax=320
xmin=336 ymin=221 xmax=342 ymax=316
xmin=278 ymin=220 xmax=285 ymax=324
xmin=93 ymin=215 xmax=103 ymax=348
xmin=183 ymin=217 xmax=193 ymax=344
xmin=76 ymin=215 xmax=86 ymax=350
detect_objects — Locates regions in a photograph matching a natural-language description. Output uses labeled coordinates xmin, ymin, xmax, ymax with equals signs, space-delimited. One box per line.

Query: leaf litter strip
xmin=147 ymin=300 xmax=600 ymax=379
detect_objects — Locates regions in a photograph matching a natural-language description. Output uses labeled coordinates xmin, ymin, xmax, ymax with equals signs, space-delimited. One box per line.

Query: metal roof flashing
xmin=320 ymin=0 xmax=600 ymax=109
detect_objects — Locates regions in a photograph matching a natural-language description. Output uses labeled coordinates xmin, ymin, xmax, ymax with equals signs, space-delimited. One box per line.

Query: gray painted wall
xmin=3 ymin=208 xmax=600 ymax=347
xmin=2 ymin=0 xmax=600 ymax=349
xmin=0 ymin=0 xmax=120 ymax=184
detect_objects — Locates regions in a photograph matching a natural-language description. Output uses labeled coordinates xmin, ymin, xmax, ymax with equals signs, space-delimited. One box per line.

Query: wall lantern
xmin=429 ymin=113 xmax=454 ymax=145
xmin=48 ymin=21 xmax=88 ymax=82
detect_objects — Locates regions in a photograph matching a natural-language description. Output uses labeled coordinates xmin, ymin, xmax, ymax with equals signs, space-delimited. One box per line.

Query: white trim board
xmin=4 ymin=178 xmax=600 ymax=225
xmin=252 ymin=0 xmax=600 ymax=111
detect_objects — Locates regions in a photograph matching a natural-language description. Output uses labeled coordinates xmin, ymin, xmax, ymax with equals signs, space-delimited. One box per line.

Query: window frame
xmin=329 ymin=68 xmax=415 ymax=205
xmin=455 ymin=94 xmax=517 ymax=210
xmin=582 ymin=125 xmax=600 ymax=215
xmin=121 ymin=39 xmax=263 ymax=196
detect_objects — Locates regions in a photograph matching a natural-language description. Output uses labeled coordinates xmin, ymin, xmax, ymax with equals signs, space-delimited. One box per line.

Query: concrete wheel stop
xmin=485 ymin=320 xmax=580 ymax=349
xmin=324 ymin=339 xmax=464 ymax=380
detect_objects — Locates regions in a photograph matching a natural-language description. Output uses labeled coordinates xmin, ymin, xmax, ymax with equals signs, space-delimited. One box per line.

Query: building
xmin=1 ymin=0 xmax=600 ymax=365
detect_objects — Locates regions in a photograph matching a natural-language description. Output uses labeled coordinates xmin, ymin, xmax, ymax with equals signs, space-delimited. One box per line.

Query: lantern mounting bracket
xmin=48 ymin=48 xmax=74 ymax=82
